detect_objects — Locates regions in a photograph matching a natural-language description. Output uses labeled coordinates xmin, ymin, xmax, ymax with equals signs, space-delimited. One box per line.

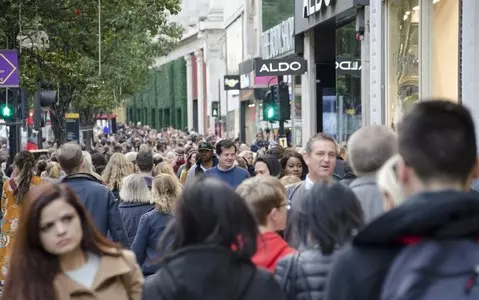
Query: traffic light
xmin=0 ymin=88 xmax=17 ymax=121
xmin=0 ymin=103 xmax=14 ymax=120
xmin=34 ymin=83 xmax=57 ymax=130
xmin=279 ymin=82 xmax=291 ymax=120
xmin=19 ymin=88 xmax=29 ymax=119
xmin=263 ymin=101 xmax=278 ymax=122
xmin=211 ymin=101 xmax=219 ymax=118
xmin=263 ymin=86 xmax=279 ymax=122
xmin=270 ymin=85 xmax=278 ymax=102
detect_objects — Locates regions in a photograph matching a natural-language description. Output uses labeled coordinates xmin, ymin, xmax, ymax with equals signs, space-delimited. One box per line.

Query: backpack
xmin=381 ymin=239 xmax=479 ymax=300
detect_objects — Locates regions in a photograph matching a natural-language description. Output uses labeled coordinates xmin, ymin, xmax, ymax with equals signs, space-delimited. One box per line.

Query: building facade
xmin=125 ymin=0 xmax=226 ymax=134
xmin=125 ymin=59 xmax=188 ymax=129
xmin=294 ymin=0 xmax=462 ymax=146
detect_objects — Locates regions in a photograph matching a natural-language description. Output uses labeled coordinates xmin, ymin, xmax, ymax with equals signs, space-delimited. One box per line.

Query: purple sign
xmin=0 ymin=50 xmax=20 ymax=87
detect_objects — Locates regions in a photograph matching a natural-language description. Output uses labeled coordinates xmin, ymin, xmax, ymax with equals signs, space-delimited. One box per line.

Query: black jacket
xmin=142 ymin=245 xmax=286 ymax=300
xmin=327 ymin=190 xmax=479 ymax=300
xmin=275 ymin=248 xmax=336 ymax=300
xmin=61 ymin=173 xmax=130 ymax=247
xmin=194 ymin=156 xmax=219 ymax=176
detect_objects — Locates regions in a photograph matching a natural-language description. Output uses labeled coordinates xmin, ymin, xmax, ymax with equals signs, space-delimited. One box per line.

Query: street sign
xmin=255 ymin=55 xmax=307 ymax=76
xmin=0 ymin=51 xmax=20 ymax=87
xmin=65 ymin=113 xmax=80 ymax=144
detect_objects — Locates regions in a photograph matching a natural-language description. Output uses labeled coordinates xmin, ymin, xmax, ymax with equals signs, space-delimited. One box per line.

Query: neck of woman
xmin=60 ymin=247 xmax=87 ymax=272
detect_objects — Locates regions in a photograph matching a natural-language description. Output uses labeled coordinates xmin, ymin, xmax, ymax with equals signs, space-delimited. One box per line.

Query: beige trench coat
xmin=53 ymin=250 xmax=144 ymax=300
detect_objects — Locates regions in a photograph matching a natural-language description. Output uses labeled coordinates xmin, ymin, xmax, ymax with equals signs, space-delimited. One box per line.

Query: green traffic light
xmin=267 ymin=107 xmax=274 ymax=119
xmin=0 ymin=104 xmax=14 ymax=119
xmin=2 ymin=106 xmax=11 ymax=117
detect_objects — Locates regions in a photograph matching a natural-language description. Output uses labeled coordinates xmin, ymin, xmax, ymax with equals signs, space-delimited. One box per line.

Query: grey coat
xmin=349 ymin=174 xmax=384 ymax=223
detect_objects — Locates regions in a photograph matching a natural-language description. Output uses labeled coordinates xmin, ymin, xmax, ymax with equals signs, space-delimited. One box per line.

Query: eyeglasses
xmin=278 ymin=203 xmax=291 ymax=210
xmin=392 ymin=163 xmax=399 ymax=180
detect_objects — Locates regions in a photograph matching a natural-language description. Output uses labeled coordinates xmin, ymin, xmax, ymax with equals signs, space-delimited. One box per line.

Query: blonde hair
xmin=153 ymin=162 xmax=176 ymax=177
xmin=119 ymin=174 xmax=151 ymax=203
xmin=377 ymin=154 xmax=406 ymax=208
xmin=81 ymin=151 xmax=94 ymax=174
xmin=45 ymin=162 xmax=61 ymax=179
xmin=151 ymin=174 xmax=182 ymax=214
xmin=236 ymin=176 xmax=286 ymax=226
xmin=102 ymin=153 xmax=133 ymax=190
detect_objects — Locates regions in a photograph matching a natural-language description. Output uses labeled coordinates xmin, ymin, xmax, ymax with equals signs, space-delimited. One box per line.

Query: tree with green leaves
xmin=1 ymin=0 xmax=183 ymax=144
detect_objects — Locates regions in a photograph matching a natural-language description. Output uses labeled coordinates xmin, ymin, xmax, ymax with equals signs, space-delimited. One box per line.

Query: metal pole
xmin=98 ymin=0 xmax=101 ymax=77
xmin=218 ymin=78 xmax=222 ymax=137
xmin=225 ymin=90 xmax=228 ymax=137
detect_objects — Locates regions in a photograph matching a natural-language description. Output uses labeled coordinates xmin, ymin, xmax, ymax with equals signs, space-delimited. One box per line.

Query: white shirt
xmin=304 ymin=174 xmax=315 ymax=190
xmin=64 ymin=253 xmax=100 ymax=289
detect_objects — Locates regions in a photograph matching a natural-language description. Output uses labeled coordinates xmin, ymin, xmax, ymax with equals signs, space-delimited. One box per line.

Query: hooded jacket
xmin=194 ymin=155 xmax=219 ymax=176
xmin=327 ymin=190 xmax=479 ymax=300
xmin=142 ymin=245 xmax=286 ymax=300
xmin=252 ymin=231 xmax=296 ymax=272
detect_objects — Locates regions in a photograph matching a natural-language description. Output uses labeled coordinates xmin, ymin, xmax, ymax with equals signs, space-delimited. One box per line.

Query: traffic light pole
xmin=278 ymin=75 xmax=285 ymax=136
xmin=218 ymin=78 xmax=222 ymax=137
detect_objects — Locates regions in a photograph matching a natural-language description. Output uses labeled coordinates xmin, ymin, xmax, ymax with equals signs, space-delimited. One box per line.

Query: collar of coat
xmin=53 ymin=249 xmax=134 ymax=296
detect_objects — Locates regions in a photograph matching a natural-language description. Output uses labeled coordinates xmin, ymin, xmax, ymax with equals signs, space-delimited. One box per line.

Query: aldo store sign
xmin=255 ymin=56 xmax=307 ymax=76
xmin=303 ymin=0 xmax=335 ymax=18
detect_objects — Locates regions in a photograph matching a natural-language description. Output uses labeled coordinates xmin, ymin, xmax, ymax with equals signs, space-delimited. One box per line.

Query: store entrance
xmin=314 ymin=20 xmax=362 ymax=144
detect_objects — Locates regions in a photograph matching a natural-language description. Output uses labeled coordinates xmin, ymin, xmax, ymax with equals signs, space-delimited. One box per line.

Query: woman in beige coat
xmin=2 ymin=183 xmax=144 ymax=300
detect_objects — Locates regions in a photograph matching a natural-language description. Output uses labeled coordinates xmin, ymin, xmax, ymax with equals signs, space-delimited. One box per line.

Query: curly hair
xmin=153 ymin=161 xmax=176 ymax=177
xmin=152 ymin=174 xmax=182 ymax=214
xmin=13 ymin=150 xmax=35 ymax=204
xmin=102 ymin=153 xmax=132 ymax=190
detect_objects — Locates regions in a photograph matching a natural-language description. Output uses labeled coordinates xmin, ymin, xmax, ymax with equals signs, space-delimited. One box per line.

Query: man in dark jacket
xmin=327 ymin=100 xmax=479 ymax=300
xmin=185 ymin=142 xmax=219 ymax=184
xmin=137 ymin=147 xmax=154 ymax=189
xmin=58 ymin=143 xmax=129 ymax=247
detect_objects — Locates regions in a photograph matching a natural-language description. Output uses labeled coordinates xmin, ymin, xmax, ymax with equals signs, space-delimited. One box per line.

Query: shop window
xmin=333 ymin=22 xmax=362 ymax=144
xmin=387 ymin=0 xmax=420 ymax=130
xmin=387 ymin=0 xmax=458 ymax=130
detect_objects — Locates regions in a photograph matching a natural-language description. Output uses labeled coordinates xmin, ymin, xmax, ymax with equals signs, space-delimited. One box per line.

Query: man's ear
xmin=303 ymin=152 xmax=310 ymax=166
xmin=472 ymin=156 xmax=479 ymax=180
xmin=396 ymin=156 xmax=410 ymax=187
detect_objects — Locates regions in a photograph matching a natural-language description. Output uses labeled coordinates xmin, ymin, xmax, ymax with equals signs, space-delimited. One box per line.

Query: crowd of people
xmin=0 ymin=99 xmax=478 ymax=299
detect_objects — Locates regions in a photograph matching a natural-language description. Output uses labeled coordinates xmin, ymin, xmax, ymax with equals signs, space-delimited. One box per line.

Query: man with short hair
xmin=347 ymin=125 xmax=398 ymax=223
xmin=285 ymin=133 xmax=338 ymax=248
xmin=185 ymin=142 xmax=219 ymax=184
xmin=205 ymin=139 xmax=250 ymax=189
xmin=327 ymin=100 xmax=479 ymax=300
xmin=58 ymin=143 xmax=129 ymax=246
xmin=237 ymin=176 xmax=295 ymax=272
xmin=136 ymin=148 xmax=154 ymax=189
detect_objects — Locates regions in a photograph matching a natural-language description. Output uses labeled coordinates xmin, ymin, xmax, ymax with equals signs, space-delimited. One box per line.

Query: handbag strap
xmin=279 ymin=252 xmax=300 ymax=300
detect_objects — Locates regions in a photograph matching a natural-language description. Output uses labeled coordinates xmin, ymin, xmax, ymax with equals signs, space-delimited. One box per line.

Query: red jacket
xmin=252 ymin=231 xmax=296 ymax=272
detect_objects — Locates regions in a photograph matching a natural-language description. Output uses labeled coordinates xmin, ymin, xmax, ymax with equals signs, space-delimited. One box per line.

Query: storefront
xmin=385 ymin=0 xmax=459 ymax=129
xmin=294 ymin=0 xmax=367 ymax=145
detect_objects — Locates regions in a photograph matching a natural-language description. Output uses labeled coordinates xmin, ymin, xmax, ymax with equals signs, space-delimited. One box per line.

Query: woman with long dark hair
xmin=2 ymin=183 xmax=144 ymax=300
xmin=179 ymin=151 xmax=197 ymax=184
xmin=142 ymin=177 xmax=286 ymax=300
xmin=254 ymin=154 xmax=282 ymax=177
xmin=274 ymin=183 xmax=364 ymax=300
xmin=280 ymin=150 xmax=308 ymax=180
xmin=0 ymin=150 xmax=42 ymax=285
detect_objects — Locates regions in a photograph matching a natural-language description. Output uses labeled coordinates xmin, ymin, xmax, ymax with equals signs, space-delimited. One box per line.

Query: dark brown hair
xmin=2 ymin=183 xmax=120 ymax=300
xmin=14 ymin=150 xmax=35 ymax=203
